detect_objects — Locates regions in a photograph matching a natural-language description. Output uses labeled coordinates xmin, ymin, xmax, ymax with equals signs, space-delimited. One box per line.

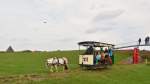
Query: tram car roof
xmin=78 ymin=41 xmax=115 ymax=47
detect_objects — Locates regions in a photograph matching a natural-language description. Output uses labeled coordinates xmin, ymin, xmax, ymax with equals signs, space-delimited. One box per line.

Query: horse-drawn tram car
xmin=78 ymin=41 xmax=115 ymax=69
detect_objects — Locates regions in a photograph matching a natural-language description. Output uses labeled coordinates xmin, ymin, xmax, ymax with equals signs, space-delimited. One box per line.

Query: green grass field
xmin=0 ymin=50 xmax=150 ymax=84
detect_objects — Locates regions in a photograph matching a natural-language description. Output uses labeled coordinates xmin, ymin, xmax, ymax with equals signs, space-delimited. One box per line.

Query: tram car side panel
xmin=79 ymin=55 xmax=94 ymax=65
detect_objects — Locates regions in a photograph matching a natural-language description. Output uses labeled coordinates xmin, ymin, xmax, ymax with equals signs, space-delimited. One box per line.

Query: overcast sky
xmin=0 ymin=0 xmax=150 ymax=51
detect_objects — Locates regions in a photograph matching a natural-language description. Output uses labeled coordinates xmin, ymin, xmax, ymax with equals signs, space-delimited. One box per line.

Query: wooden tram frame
xmin=78 ymin=41 xmax=115 ymax=69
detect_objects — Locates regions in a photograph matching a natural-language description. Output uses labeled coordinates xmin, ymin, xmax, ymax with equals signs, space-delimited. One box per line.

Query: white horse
xmin=46 ymin=57 xmax=68 ymax=72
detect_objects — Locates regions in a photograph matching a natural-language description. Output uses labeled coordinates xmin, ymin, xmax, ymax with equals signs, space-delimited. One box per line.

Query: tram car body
xmin=78 ymin=41 xmax=115 ymax=69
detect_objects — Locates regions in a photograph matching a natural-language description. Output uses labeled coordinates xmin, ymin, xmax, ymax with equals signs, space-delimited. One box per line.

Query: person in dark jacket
xmin=147 ymin=36 xmax=150 ymax=45
xmin=145 ymin=37 xmax=148 ymax=45
xmin=85 ymin=46 xmax=94 ymax=54
xmin=138 ymin=38 xmax=141 ymax=45
xmin=145 ymin=36 xmax=150 ymax=45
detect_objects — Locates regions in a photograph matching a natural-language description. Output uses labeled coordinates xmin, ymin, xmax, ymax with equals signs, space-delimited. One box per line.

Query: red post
xmin=133 ymin=48 xmax=139 ymax=64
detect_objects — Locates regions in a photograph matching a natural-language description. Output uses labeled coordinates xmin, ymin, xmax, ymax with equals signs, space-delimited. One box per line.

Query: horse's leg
xmin=65 ymin=64 xmax=68 ymax=70
xmin=62 ymin=65 xmax=64 ymax=71
xmin=58 ymin=64 xmax=63 ymax=71
xmin=54 ymin=65 xmax=58 ymax=72
xmin=63 ymin=60 xmax=68 ymax=71
xmin=50 ymin=65 xmax=53 ymax=72
xmin=45 ymin=62 xmax=48 ymax=69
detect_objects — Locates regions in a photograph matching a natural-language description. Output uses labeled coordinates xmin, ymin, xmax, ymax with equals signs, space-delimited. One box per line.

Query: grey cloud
xmin=85 ymin=21 xmax=118 ymax=34
xmin=85 ymin=27 xmax=114 ymax=34
xmin=58 ymin=37 xmax=77 ymax=42
xmin=85 ymin=28 xmax=99 ymax=34
xmin=10 ymin=38 xmax=30 ymax=42
xmin=94 ymin=9 xmax=125 ymax=22
xmin=85 ymin=9 xmax=125 ymax=34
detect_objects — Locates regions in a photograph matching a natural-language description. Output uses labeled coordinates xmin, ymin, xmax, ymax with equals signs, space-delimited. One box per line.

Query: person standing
xmin=147 ymin=36 xmax=150 ymax=45
xmin=145 ymin=36 xmax=150 ymax=45
xmin=138 ymin=38 xmax=141 ymax=45
xmin=145 ymin=37 xmax=148 ymax=45
xmin=96 ymin=52 xmax=101 ymax=64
